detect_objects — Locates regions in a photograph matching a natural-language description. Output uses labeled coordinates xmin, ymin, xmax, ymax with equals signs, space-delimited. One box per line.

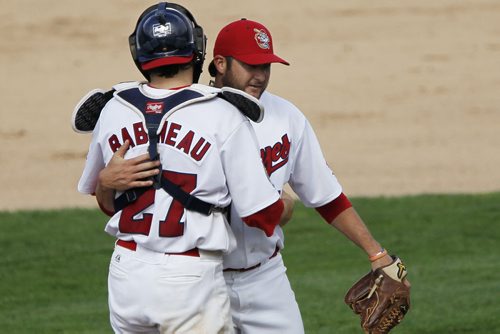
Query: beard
xmin=221 ymin=72 xmax=267 ymax=99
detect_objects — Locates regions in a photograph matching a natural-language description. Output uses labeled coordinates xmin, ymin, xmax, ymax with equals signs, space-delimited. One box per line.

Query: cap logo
xmin=254 ymin=28 xmax=270 ymax=50
xmin=153 ymin=23 xmax=172 ymax=38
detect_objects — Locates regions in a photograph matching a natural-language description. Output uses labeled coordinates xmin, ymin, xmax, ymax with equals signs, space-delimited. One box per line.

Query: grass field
xmin=1 ymin=193 xmax=499 ymax=333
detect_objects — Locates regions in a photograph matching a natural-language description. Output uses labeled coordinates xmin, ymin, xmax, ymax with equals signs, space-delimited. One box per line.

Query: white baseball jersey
xmin=223 ymin=90 xmax=343 ymax=269
xmin=78 ymin=82 xmax=280 ymax=254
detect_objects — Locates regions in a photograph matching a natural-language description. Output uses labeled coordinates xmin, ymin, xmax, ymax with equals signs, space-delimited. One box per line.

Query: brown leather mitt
xmin=344 ymin=257 xmax=410 ymax=333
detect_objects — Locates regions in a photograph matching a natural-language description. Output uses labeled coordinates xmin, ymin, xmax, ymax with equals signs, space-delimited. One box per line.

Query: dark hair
xmin=147 ymin=62 xmax=193 ymax=78
xmin=226 ymin=57 xmax=233 ymax=69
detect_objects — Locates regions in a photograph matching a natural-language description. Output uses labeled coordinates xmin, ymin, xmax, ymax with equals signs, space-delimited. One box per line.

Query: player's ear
xmin=213 ymin=55 xmax=227 ymax=74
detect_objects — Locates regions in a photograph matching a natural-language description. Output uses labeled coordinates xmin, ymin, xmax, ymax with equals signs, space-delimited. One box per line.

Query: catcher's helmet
xmin=129 ymin=2 xmax=206 ymax=82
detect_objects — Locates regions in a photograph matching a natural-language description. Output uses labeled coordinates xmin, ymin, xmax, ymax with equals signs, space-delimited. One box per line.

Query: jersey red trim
xmin=242 ymin=199 xmax=284 ymax=237
xmin=315 ymin=192 xmax=352 ymax=223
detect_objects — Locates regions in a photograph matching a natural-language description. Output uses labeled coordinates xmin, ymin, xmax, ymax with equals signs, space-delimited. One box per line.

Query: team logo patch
xmin=254 ymin=28 xmax=271 ymax=49
xmin=153 ymin=23 xmax=172 ymax=38
xmin=146 ymin=101 xmax=164 ymax=114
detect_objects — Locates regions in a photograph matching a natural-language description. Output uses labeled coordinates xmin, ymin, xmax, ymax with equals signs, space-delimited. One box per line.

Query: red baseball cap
xmin=213 ymin=18 xmax=289 ymax=66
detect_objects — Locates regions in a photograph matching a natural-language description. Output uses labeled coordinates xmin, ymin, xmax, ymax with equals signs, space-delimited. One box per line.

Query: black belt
xmin=224 ymin=246 xmax=280 ymax=272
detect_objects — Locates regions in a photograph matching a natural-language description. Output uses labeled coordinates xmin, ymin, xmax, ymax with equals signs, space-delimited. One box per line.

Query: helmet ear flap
xmin=129 ymin=33 xmax=137 ymax=61
xmin=193 ymin=25 xmax=206 ymax=63
xmin=192 ymin=25 xmax=206 ymax=83
xmin=129 ymin=32 xmax=151 ymax=80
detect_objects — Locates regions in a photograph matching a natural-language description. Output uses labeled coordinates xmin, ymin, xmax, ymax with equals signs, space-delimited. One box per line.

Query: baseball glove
xmin=344 ymin=256 xmax=410 ymax=334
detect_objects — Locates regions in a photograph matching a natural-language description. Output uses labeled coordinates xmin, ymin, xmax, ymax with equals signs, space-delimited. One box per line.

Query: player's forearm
xmin=95 ymin=181 xmax=116 ymax=216
xmin=330 ymin=207 xmax=392 ymax=267
xmin=279 ymin=191 xmax=295 ymax=226
xmin=330 ymin=208 xmax=378 ymax=252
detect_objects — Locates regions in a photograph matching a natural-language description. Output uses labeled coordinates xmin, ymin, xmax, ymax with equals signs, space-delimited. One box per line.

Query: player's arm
xmin=279 ymin=190 xmax=295 ymax=226
xmin=241 ymin=198 xmax=284 ymax=237
xmin=288 ymin=118 xmax=393 ymax=269
xmin=222 ymin=119 xmax=285 ymax=237
xmin=315 ymin=193 xmax=393 ymax=269
xmin=95 ymin=140 xmax=161 ymax=215
xmin=95 ymin=180 xmax=115 ymax=216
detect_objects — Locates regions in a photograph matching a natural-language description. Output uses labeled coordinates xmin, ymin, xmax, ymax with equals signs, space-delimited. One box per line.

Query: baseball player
xmin=74 ymin=18 xmax=408 ymax=334
xmin=207 ymin=19 xmax=398 ymax=333
xmin=206 ymin=18 xmax=408 ymax=333
xmin=77 ymin=5 xmax=285 ymax=333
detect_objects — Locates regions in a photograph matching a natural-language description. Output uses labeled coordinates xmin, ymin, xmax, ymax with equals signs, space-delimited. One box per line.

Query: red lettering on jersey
xmin=165 ymin=122 xmax=181 ymax=146
xmin=109 ymin=121 xmax=212 ymax=162
xmin=159 ymin=121 xmax=168 ymax=143
xmin=160 ymin=122 xmax=210 ymax=161
xmin=121 ymin=127 xmax=136 ymax=148
xmin=108 ymin=134 xmax=121 ymax=153
xmin=272 ymin=144 xmax=281 ymax=161
xmin=176 ymin=130 xmax=194 ymax=154
xmin=280 ymin=134 xmax=291 ymax=159
xmin=108 ymin=122 xmax=149 ymax=152
xmin=260 ymin=134 xmax=291 ymax=175
xmin=133 ymin=122 xmax=148 ymax=145
xmin=191 ymin=138 xmax=211 ymax=161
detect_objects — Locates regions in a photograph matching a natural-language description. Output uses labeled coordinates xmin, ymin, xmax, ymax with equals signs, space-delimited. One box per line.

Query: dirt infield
xmin=1 ymin=0 xmax=499 ymax=211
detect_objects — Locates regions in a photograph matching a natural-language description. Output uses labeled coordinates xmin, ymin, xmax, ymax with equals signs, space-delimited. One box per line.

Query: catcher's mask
xmin=129 ymin=2 xmax=206 ymax=82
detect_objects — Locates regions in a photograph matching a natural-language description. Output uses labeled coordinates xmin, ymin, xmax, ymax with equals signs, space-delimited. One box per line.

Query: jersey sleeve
xmin=77 ymin=120 xmax=105 ymax=195
xmin=220 ymin=120 xmax=280 ymax=217
xmin=289 ymin=119 xmax=343 ymax=207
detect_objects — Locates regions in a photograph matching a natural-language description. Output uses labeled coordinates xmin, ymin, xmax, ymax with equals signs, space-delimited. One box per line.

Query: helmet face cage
xmin=129 ymin=2 xmax=206 ymax=81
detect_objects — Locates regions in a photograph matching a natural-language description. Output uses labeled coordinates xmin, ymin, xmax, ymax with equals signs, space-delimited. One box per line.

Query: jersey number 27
xmin=118 ymin=171 xmax=197 ymax=237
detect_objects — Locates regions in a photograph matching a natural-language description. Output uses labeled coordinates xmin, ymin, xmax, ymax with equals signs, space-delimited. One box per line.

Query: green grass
xmin=0 ymin=209 xmax=112 ymax=333
xmin=283 ymin=193 xmax=500 ymax=334
xmin=1 ymin=193 xmax=499 ymax=333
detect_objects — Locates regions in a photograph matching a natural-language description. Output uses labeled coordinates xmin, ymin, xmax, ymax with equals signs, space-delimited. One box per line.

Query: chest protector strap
xmin=112 ymin=87 xmax=223 ymax=215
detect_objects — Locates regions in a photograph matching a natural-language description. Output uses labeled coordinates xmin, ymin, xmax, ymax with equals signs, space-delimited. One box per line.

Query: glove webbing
xmin=375 ymin=304 xmax=408 ymax=333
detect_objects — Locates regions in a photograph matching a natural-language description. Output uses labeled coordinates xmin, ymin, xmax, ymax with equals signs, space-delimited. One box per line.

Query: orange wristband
xmin=369 ymin=248 xmax=387 ymax=262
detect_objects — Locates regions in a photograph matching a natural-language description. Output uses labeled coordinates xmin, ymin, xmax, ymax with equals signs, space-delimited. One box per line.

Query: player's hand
xmin=99 ymin=140 xmax=161 ymax=192
xmin=279 ymin=190 xmax=295 ymax=226
xmin=370 ymin=255 xmax=411 ymax=288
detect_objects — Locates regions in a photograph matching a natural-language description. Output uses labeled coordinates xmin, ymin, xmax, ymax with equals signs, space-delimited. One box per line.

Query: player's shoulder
xmin=104 ymin=81 xmax=142 ymax=109
xmin=95 ymin=82 xmax=144 ymax=124
xmin=261 ymin=91 xmax=306 ymax=121
xmin=188 ymin=84 xmax=249 ymax=118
